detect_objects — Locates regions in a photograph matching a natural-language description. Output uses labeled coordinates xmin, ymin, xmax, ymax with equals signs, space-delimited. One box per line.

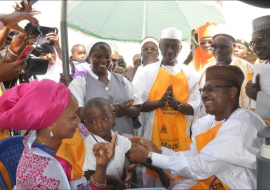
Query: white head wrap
xmin=86 ymin=39 xmax=111 ymax=57
xmin=161 ymin=27 xmax=182 ymax=41
xmin=212 ymin=24 xmax=235 ymax=42
xmin=140 ymin=37 xmax=159 ymax=49
xmin=252 ymin=15 xmax=270 ymax=34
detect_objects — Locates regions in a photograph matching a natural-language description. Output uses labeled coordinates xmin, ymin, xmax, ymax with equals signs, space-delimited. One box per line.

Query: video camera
xmin=20 ymin=22 xmax=50 ymax=81
xmin=23 ymin=44 xmax=51 ymax=81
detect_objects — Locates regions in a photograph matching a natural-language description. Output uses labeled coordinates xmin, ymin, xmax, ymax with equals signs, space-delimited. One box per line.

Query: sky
xmin=0 ymin=1 xmax=270 ymax=66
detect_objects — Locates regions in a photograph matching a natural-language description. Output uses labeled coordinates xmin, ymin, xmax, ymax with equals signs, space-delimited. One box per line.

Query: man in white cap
xmin=195 ymin=26 xmax=253 ymax=124
xmin=133 ymin=27 xmax=201 ymax=189
xmin=132 ymin=36 xmax=160 ymax=187
xmin=246 ymin=15 xmax=270 ymax=124
xmin=133 ymin=36 xmax=160 ymax=137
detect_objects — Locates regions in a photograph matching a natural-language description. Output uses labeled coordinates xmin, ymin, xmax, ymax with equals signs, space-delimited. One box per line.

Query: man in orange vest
xmin=133 ymin=27 xmax=201 ymax=189
xmin=128 ymin=65 xmax=266 ymax=189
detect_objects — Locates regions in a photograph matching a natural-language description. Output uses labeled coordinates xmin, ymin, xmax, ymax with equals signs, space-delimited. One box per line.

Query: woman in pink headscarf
xmin=0 ymin=80 xmax=115 ymax=189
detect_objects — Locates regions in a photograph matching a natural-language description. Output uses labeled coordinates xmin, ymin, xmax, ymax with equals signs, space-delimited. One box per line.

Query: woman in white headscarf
xmin=36 ymin=29 xmax=66 ymax=82
xmin=68 ymin=39 xmax=143 ymax=137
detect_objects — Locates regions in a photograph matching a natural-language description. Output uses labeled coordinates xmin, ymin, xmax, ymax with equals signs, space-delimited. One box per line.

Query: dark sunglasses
xmin=112 ymin=59 xmax=119 ymax=62
xmin=142 ymin=47 xmax=158 ymax=52
xmin=199 ymin=85 xmax=233 ymax=93
xmin=211 ymin=44 xmax=233 ymax=51
xmin=249 ymin=35 xmax=267 ymax=48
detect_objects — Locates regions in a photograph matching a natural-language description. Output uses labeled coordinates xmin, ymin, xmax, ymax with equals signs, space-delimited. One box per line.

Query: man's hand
xmin=158 ymin=170 xmax=170 ymax=188
xmin=13 ymin=0 xmax=33 ymax=12
xmin=129 ymin=136 xmax=161 ymax=154
xmin=124 ymin=164 xmax=136 ymax=188
xmin=157 ymin=90 xmax=168 ymax=108
xmin=0 ymin=56 xmax=28 ymax=82
xmin=0 ymin=12 xmax=37 ymax=34
xmin=167 ymin=91 xmax=179 ymax=109
xmin=246 ymin=74 xmax=261 ymax=101
xmin=93 ymin=131 xmax=118 ymax=167
xmin=127 ymin=143 xmax=149 ymax=164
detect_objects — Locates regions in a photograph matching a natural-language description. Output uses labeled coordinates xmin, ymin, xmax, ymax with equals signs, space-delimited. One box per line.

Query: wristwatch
xmin=145 ymin=151 xmax=153 ymax=165
xmin=177 ymin=101 xmax=184 ymax=111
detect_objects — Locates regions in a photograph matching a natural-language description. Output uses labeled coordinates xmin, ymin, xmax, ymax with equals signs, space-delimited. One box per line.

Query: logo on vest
xmin=160 ymin=124 xmax=167 ymax=133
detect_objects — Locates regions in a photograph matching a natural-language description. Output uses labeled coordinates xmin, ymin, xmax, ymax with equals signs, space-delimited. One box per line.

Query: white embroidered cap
xmin=252 ymin=15 xmax=270 ymax=34
xmin=161 ymin=27 xmax=182 ymax=41
xmin=140 ymin=36 xmax=159 ymax=49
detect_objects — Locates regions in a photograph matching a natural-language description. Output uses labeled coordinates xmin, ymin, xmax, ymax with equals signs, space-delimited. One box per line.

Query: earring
xmin=49 ymin=128 xmax=54 ymax=139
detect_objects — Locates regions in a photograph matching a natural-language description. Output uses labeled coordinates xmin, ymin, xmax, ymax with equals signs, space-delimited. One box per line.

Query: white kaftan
xmin=83 ymin=131 xmax=131 ymax=178
xmin=151 ymin=108 xmax=266 ymax=189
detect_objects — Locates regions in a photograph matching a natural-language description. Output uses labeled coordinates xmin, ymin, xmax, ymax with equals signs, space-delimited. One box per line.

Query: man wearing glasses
xmin=108 ymin=51 xmax=119 ymax=72
xmin=128 ymin=65 xmax=266 ymax=189
xmin=198 ymin=30 xmax=253 ymax=110
xmin=246 ymin=15 xmax=270 ymax=124
xmin=133 ymin=36 xmax=160 ymax=137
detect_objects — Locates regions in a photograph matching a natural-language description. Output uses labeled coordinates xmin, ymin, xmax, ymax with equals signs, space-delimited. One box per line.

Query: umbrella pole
xmin=60 ymin=0 xmax=70 ymax=82
xmin=142 ymin=1 xmax=147 ymax=39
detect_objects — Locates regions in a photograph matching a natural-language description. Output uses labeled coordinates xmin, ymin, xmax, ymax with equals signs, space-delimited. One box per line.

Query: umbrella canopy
xmin=67 ymin=1 xmax=225 ymax=42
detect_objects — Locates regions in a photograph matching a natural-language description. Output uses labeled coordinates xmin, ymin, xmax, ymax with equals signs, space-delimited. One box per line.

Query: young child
xmin=83 ymin=98 xmax=135 ymax=189
xmin=70 ymin=44 xmax=89 ymax=74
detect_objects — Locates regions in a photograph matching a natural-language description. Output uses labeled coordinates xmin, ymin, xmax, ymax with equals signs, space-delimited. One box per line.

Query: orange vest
xmin=56 ymin=128 xmax=85 ymax=180
xmin=145 ymin=67 xmax=192 ymax=181
xmin=190 ymin=123 xmax=230 ymax=190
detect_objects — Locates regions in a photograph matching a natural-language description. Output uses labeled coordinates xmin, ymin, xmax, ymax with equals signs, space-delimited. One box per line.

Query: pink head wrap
xmin=0 ymin=79 xmax=71 ymax=130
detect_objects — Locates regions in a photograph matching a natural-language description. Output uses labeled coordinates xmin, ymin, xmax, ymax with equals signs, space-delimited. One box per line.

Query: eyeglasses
xmin=199 ymin=85 xmax=233 ymax=93
xmin=211 ymin=44 xmax=233 ymax=51
xmin=112 ymin=59 xmax=119 ymax=62
xmin=249 ymin=35 xmax=267 ymax=48
xmin=142 ymin=47 xmax=158 ymax=52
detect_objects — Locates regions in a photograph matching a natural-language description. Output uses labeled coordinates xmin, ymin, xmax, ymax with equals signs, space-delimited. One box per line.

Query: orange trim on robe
xmin=190 ymin=123 xmax=230 ymax=190
xmin=145 ymin=67 xmax=192 ymax=181
xmin=56 ymin=128 xmax=85 ymax=180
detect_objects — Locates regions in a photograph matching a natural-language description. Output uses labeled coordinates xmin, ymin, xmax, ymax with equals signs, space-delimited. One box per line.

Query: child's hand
xmin=124 ymin=164 xmax=136 ymax=188
xmin=93 ymin=131 xmax=118 ymax=167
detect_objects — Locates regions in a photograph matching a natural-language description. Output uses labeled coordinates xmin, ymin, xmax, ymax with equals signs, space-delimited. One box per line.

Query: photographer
xmin=36 ymin=28 xmax=65 ymax=82
xmin=0 ymin=10 xmax=37 ymax=93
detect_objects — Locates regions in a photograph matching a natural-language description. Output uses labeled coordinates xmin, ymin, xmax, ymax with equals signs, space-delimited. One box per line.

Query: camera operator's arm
xmin=0 ymin=56 xmax=28 ymax=82
xmin=9 ymin=33 xmax=27 ymax=57
xmin=0 ymin=27 xmax=10 ymax=50
xmin=0 ymin=12 xmax=37 ymax=34
xmin=46 ymin=28 xmax=62 ymax=60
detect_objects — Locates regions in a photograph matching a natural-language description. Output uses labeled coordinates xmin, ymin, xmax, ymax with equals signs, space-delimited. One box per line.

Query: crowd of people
xmin=0 ymin=1 xmax=270 ymax=189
